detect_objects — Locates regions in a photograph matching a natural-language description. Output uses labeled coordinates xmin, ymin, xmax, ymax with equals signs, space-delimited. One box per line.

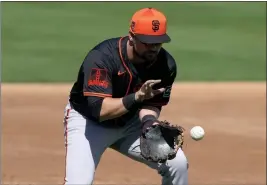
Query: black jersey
xmin=69 ymin=36 xmax=177 ymax=122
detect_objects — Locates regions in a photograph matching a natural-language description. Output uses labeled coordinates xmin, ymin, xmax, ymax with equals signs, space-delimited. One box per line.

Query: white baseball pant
xmin=63 ymin=102 xmax=188 ymax=185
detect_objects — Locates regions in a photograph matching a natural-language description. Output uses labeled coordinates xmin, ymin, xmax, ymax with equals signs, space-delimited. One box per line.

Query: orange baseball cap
xmin=129 ymin=7 xmax=171 ymax=44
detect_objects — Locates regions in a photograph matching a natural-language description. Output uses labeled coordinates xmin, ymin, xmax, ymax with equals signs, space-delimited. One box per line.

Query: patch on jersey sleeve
xmin=88 ymin=68 xmax=109 ymax=88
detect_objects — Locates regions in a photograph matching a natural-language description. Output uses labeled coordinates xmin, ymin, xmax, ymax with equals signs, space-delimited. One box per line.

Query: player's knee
xmin=168 ymin=148 xmax=188 ymax=173
xmin=158 ymin=148 xmax=188 ymax=177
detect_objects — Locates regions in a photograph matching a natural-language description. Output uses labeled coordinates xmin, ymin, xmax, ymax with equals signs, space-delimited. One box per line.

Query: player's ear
xmin=128 ymin=32 xmax=134 ymax=46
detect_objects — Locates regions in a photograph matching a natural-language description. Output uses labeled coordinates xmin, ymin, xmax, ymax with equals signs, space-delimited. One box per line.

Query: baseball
xmin=190 ymin=126 xmax=205 ymax=141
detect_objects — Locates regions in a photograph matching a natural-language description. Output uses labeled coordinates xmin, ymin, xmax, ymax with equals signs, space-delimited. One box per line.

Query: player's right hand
xmin=135 ymin=80 xmax=165 ymax=102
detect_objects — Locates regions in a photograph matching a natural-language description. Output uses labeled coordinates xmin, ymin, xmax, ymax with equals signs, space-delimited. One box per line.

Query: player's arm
xmin=99 ymin=79 xmax=164 ymax=122
xmin=87 ymin=95 xmax=139 ymax=123
xmin=139 ymin=105 xmax=161 ymax=132
xmin=83 ymin=50 xmax=142 ymax=122
xmin=139 ymin=106 xmax=161 ymax=119
xmin=99 ymin=96 xmax=135 ymax=121
xmin=139 ymin=64 xmax=177 ymax=130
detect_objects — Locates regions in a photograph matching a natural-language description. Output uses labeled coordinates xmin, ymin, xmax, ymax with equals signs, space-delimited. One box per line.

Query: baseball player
xmin=63 ymin=7 xmax=188 ymax=185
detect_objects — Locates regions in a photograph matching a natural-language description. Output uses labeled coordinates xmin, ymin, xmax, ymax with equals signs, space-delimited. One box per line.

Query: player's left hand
xmin=140 ymin=120 xmax=185 ymax=163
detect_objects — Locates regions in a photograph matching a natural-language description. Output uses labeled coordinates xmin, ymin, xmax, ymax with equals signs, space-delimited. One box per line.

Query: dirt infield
xmin=2 ymin=82 xmax=266 ymax=185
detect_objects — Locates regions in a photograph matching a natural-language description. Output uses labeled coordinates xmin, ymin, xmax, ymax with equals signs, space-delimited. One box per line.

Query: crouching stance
xmin=62 ymin=7 xmax=188 ymax=185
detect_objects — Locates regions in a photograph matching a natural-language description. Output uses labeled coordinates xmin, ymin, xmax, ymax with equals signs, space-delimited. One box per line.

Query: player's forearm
xmin=99 ymin=93 xmax=141 ymax=122
xmin=139 ymin=106 xmax=161 ymax=132
xmin=99 ymin=97 xmax=129 ymax=122
xmin=139 ymin=106 xmax=160 ymax=120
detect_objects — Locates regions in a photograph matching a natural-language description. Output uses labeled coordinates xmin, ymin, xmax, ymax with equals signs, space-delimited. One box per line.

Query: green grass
xmin=2 ymin=2 xmax=266 ymax=82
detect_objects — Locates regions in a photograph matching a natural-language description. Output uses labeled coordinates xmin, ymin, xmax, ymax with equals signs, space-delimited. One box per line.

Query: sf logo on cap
xmin=152 ymin=20 xmax=160 ymax=32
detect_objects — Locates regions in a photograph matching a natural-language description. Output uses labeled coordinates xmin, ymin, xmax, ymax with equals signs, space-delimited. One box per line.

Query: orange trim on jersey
xmin=83 ymin=92 xmax=112 ymax=98
xmin=63 ymin=108 xmax=71 ymax=185
xmin=118 ymin=37 xmax=132 ymax=95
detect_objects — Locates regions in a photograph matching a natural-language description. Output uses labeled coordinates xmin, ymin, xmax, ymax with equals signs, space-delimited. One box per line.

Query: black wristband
xmin=122 ymin=93 xmax=141 ymax=111
xmin=142 ymin=115 xmax=157 ymax=123
xmin=141 ymin=115 xmax=157 ymax=133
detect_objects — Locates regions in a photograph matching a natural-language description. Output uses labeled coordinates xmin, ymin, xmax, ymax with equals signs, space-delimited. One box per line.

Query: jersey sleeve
xmin=82 ymin=50 xmax=114 ymax=98
xmin=143 ymin=67 xmax=177 ymax=107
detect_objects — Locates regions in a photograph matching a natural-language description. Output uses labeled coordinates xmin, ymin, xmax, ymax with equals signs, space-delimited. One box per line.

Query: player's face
xmin=133 ymin=37 xmax=162 ymax=62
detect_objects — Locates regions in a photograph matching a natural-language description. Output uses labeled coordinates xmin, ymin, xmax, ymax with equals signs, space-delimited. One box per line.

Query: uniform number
xmin=163 ymin=86 xmax=172 ymax=98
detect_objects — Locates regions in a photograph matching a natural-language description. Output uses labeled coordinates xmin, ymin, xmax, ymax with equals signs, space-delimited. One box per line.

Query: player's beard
xmin=133 ymin=46 xmax=158 ymax=64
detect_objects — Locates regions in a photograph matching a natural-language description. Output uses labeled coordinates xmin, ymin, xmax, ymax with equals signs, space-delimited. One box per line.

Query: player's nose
xmin=146 ymin=43 xmax=161 ymax=49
